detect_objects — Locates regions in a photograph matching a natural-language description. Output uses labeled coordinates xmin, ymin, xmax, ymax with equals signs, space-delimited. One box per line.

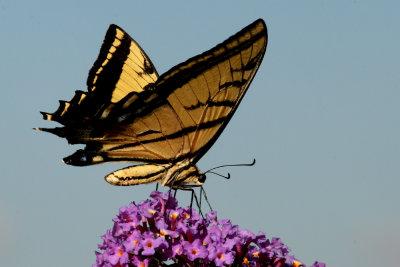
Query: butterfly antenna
xmin=207 ymin=171 xmax=231 ymax=180
xmin=204 ymin=158 xmax=256 ymax=178
xmin=205 ymin=158 xmax=256 ymax=173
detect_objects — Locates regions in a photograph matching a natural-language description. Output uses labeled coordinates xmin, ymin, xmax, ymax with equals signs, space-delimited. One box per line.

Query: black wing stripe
xmin=116 ymin=168 xmax=164 ymax=181
xmin=186 ymin=99 xmax=236 ymax=110
xmin=120 ymin=24 xmax=267 ymax=122
xmin=108 ymin=115 xmax=228 ymax=152
xmin=87 ymin=27 xmax=128 ymax=94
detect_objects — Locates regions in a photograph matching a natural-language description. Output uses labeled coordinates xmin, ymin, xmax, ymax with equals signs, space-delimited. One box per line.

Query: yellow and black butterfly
xmin=36 ymin=19 xmax=268 ymax=189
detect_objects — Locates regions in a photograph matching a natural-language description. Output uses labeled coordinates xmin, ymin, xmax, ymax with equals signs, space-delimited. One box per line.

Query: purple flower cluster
xmin=94 ymin=191 xmax=325 ymax=267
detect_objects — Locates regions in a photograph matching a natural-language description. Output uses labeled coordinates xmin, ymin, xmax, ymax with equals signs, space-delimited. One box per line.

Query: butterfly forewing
xmin=40 ymin=24 xmax=158 ymax=129
xmin=168 ymin=28 xmax=266 ymax=161
xmin=87 ymin=25 xmax=158 ymax=103
xmin=81 ymin=19 xmax=267 ymax=167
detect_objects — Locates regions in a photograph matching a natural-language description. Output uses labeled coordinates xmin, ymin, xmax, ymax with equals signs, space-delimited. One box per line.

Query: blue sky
xmin=1 ymin=1 xmax=399 ymax=266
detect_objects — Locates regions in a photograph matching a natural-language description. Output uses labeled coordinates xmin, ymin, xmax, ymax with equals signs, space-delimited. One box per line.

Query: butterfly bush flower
xmin=93 ymin=191 xmax=325 ymax=267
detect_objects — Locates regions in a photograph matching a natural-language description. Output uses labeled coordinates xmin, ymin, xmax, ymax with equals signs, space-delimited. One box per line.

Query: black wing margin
xmin=36 ymin=24 xmax=159 ymax=144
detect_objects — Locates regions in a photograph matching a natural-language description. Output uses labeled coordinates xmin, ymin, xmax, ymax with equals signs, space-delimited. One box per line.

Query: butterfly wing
xmin=38 ymin=24 xmax=158 ymax=143
xmin=103 ymin=19 xmax=268 ymax=187
xmin=37 ymin=20 xmax=267 ymax=180
xmin=61 ymin=19 xmax=267 ymax=168
xmin=162 ymin=19 xmax=268 ymax=163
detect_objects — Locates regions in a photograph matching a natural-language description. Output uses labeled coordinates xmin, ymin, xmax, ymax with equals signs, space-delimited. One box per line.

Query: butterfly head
xmin=198 ymin=173 xmax=207 ymax=184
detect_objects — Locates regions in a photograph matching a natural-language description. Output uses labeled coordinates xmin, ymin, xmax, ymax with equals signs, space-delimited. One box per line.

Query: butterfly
xmin=36 ymin=19 xmax=268 ymax=189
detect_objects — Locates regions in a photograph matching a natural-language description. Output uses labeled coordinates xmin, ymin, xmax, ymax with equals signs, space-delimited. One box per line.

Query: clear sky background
xmin=1 ymin=1 xmax=399 ymax=266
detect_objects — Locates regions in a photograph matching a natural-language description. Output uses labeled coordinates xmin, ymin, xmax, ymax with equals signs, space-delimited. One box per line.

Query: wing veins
xmin=190 ymin=61 xmax=224 ymax=153
xmin=118 ymin=57 xmax=155 ymax=91
xmin=152 ymin=106 xmax=182 ymax=158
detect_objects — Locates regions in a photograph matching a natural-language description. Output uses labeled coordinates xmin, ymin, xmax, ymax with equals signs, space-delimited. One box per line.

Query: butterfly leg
xmin=200 ymin=186 xmax=213 ymax=212
xmin=174 ymin=185 xmax=205 ymax=218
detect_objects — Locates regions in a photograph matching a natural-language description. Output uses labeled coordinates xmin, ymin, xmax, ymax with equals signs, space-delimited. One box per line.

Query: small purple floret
xmin=93 ymin=191 xmax=325 ymax=267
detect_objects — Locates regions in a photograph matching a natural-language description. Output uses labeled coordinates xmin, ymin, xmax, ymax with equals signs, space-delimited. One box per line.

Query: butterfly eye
xmin=198 ymin=174 xmax=207 ymax=184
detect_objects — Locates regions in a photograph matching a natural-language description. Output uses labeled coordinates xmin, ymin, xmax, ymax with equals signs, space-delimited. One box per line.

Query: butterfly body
xmin=37 ymin=19 xmax=268 ymax=188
